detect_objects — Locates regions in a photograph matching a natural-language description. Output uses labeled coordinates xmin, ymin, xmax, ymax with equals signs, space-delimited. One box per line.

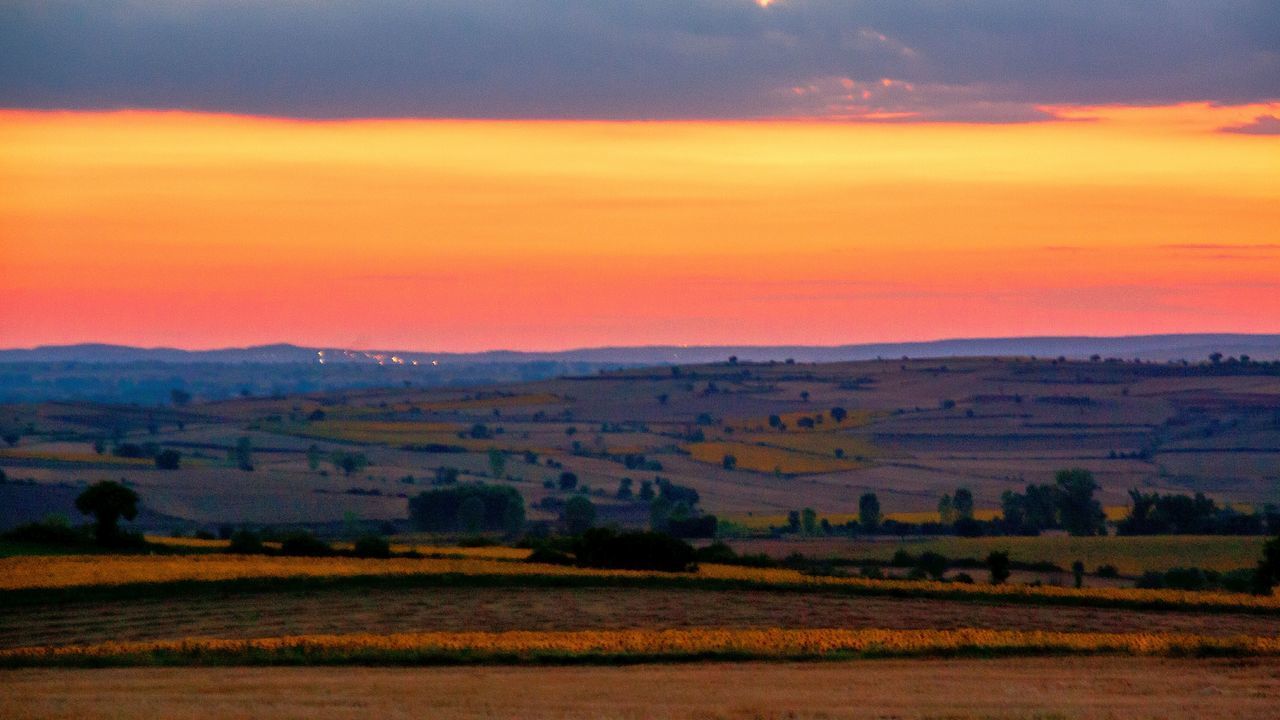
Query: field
xmin=4 ymin=357 xmax=1279 ymax=532
xmin=5 ymin=659 xmax=1280 ymax=720
xmin=2 ymin=357 xmax=1278 ymax=716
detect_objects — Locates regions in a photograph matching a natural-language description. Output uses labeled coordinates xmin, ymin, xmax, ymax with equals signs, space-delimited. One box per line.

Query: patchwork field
xmin=3 ymin=357 xmax=1278 ymax=533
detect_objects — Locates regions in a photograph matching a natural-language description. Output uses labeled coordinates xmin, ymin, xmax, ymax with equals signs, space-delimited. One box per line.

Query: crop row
xmin=4 ymin=627 xmax=1278 ymax=667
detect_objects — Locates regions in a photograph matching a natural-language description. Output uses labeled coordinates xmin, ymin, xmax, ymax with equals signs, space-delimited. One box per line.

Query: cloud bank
xmin=1 ymin=1 xmax=1277 ymax=120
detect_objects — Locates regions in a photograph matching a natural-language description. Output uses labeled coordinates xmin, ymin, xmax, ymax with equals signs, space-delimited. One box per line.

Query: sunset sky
xmin=1 ymin=1 xmax=1277 ymax=351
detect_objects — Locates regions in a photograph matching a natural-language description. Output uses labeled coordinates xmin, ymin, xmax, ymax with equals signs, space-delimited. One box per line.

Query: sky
xmin=1 ymin=1 xmax=1278 ymax=351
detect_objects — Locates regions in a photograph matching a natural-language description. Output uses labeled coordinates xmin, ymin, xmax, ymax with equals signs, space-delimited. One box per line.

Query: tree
xmin=75 ymin=480 xmax=139 ymax=544
xmin=858 ymin=493 xmax=881 ymax=531
xmin=722 ymin=454 xmax=737 ymax=470
xmin=787 ymin=510 xmax=801 ymax=533
xmin=1255 ymin=534 xmax=1280 ymax=595
xmin=169 ymin=388 xmax=192 ymax=407
xmin=410 ymin=483 xmax=525 ymax=534
xmin=330 ymin=450 xmax=369 ymax=477
xmin=1072 ymin=560 xmax=1086 ymax=589
xmin=1055 ymin=468 xmax=1105 ymax=536
xmin=616 ymin=477 xmax=634 ymax=500
xmin=487 ymin=448 xmax=507 ymax=479
xmin=564 ymin=495 xmax=597 ymax=534
xmin=306 ymin=444 xmax=323 ymax=471
xmin=953 ymin=488 xmax=975 ymax=520
xmin=457 ymin=496 xmax=485 ymax=533
xmin=800 ymin=391 xmax=810 ymax=402
xmin=938 ymin=494 xmax=955 ymax=524
xmin=231 ymin=436 xmax=254 ymax=471
xmin=558 ymin=471 xmax=579 ymax=492
xmin=154 ymin=448 xmax=181 ymax=470
xmin=987 ymin=551 xmax=1011 ymax=584
xmin=830 ymin=407 xmax=847 ymax=423
xmin=917 ymin=551 xmax=948 ymax=580
xmin=639 ymin=479 xmax=655 ymax=501
xmin=801 ymin=507 xmax=818 ymax=535
xmin=768 ymin=414 xmax=782 ymax=430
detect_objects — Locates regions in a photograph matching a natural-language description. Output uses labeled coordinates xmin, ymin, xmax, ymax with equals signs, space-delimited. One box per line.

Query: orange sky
xmin=1 ymin=104 xmax=1277 ymax=351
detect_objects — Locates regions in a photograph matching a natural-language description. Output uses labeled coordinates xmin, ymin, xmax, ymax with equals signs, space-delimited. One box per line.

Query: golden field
xmin=5 ymin=658 xmax=1279 ymax=720
xmin=685 ymin=441 xmax=867 ymax=474
xmin=4 ymin=627 xmax=1280 ymax=666
xmin=3 ymin=554 xmax=1276 ymax=611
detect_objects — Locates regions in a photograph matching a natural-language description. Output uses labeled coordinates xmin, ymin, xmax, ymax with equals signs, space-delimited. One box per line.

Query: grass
xmin=4 ymin=627 xmax=1279 ymax=667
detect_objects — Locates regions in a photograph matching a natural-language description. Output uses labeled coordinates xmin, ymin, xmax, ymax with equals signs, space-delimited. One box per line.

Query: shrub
xmin=1 ymin=518 xmax=86 ymax=546
xmin=987 ymin=551 xmax=1011 ymax=584
xmin=154 ymin=449 xmax=181 ymax=470
xmin=279 ymin=532 xmax=333 ymax=557
xmin=227 ymin=530 xmax=264 ymax=554
xmin=1096 ymin=564 xmax=1120 ymax=578
xmin=353 ymin=534 xmax=391 ymax=559
xmin=916 ymin=551 xmax=949 ymax=580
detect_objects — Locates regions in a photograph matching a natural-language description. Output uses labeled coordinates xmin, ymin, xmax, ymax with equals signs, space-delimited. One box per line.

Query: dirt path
xmin=4 ymin=658 xmax=1280 ymax=719
xmin=4 ymin=586 xmax=1276 ymax=649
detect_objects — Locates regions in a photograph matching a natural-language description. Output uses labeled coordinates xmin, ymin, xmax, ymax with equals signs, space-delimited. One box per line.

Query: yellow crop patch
xmin=4 ymin=627 xmax=1279 ymax=664
xmin=685 ymin=441 xmax=867 ymax=475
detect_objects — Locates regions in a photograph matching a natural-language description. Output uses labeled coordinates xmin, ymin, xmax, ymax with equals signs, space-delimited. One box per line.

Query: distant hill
xmin=3 ymin=334 xmax=1278 ymax=366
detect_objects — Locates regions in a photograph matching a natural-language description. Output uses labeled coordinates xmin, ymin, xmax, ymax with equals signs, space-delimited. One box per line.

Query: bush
xmin=987 ymin=551 xmax=1011 ymax=584
xmin=916 ymin=551 xmax=949 ymax=580
xmin=279 ymin=532 xmax=333 ymax=557
xmin=573 ymin=529 xmax=697 ymax=572
xmin=1 ymin=518 xmax=87 ymax=546
xmin=1095 ymin=564 xmax=1120 ymax=578
xmin=227 ymin=530 xmax=264 ymax=554
xmin=353 ymin=534 xmax=391 ymax=559
xmin=154 ymin=449 xmax=181 ymax=470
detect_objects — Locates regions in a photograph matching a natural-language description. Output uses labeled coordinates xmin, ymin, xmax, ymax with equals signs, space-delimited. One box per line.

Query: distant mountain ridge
xmin=4 ymin=334 xmax=1279 ymax=365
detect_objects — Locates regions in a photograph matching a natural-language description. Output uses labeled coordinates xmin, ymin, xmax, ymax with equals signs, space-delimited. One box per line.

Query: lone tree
xmin=830 ymin=407 xmax=847 ymax=423
xmin=75 ymin=480 xmax=139 ymax=544
xmin=858 ymin=492 xmax=881 ymax=531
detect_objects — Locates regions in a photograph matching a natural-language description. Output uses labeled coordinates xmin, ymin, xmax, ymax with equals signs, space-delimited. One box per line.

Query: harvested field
xmin=5 ymin=586 xmax=1279 ymax=651
xmin=4 ymin=658 xmax=1280 ymax=719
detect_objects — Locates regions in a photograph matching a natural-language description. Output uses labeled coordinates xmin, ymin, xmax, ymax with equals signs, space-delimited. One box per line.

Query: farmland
xmin=6 ymin=658 xmax=1279 ymax=720
xmin=3 ymin=356 xmax=1278 ymax=531
xmin=2 ymin=356 xmax=1278 ymax=717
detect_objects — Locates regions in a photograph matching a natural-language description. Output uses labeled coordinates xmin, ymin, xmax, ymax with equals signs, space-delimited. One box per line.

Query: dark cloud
xmin=1 ymin=1 xmax=1276 ymax=120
